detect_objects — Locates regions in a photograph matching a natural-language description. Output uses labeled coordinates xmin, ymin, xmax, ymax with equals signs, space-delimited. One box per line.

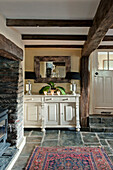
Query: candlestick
xmin=44 ymin=91 xmax=47 ymax=95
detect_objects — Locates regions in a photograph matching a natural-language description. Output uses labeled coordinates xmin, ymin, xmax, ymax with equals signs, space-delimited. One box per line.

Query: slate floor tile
xmin=61 ymin=139 xmax=83 ymax=146
xmin=20 ymin=143 xmax=40 ymax=157
xmin=81 ymin=132 xmax=96 ymax=137
xmin=24 ymin=130 xmax=31 ymax=137
xmin=90 ymin=128 xmax=105 ymax=132
xmin=31 ymin=130 xmax=43 ymax=136
xmin=90 ymin=123 xmax=105 ymax=127
xmin=82 ymin=136 xmax=99 ymax=143
xmin=12 ymin=156 xmax=29 ymax=170
xmin=26 ymin=137 xmax=42 ymax=143
xmin=104 ymin=128 xmax=113 ymax=132
xmin=99 ymin=139 xmax=108 ymax=146
xmin=42 ymin=140 xmax=58 ymax=146
xmin=97 ymin=133 xmax=113 ymax=139
xmin=104 ymin=147 xmax=113 ymax=155
xmin=107 ymin=140 xmax=113 ymax=149
xmin=44 ymin=133 xmax=58 ymax=140
xmin=60 ymin=131 xmax=81 ymax=140
xmin=109 ymin=156 xmax=113 ymax=162
xmin=46 ymin=130 xmax=59 ymax=134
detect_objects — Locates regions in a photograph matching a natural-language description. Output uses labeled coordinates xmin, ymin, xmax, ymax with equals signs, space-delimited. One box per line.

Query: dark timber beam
xmin=25 ymin=45 xmax=83 ymax=48
xmin=82 ymin=0 xmax=113 ymax=57
xmin=24 ymin=45 xmax=113 ymax=49
xmin=22 ymin=34 xmax=113 ymax=41
xmin=98 ymin=45 xmax=113 ymax=49
xmin=22 ymin=34 xmax=87 ymax=41
xmin=103 ymin=36 xmax=113 ymax=41
xmin=0 ymin=34 xmax=23 ymax=61
xmin=80 ymin=56 xmax=90 ymax=127
xmin=6 ymin=19 xmax=93 ymax=27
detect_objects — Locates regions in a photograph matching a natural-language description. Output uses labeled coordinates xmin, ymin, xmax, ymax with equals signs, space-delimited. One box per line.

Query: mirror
xmin=40 ymin=61 xmax=66 ymax=78
xmin=34 ymin=56 xmax=71 ymax=83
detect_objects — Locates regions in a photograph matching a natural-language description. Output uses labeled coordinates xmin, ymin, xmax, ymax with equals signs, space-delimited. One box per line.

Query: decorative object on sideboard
xmin=57 ymin=91 xmax=60 ymax=96
xmin=44 ymin=91 xmax=47 ymax=95
xmin=25 ymin=71 xmax=36 ymax=95
xmin=39 ymin=81 xmax=66 ymax=95
xmin=26 ymin=81 xmax=32 ymax=95
xmin=65 ymin=72 xmax=81 ymax=95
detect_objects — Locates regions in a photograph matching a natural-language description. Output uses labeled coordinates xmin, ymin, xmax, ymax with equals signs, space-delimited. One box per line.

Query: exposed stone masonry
xmin=0 ymin=56 xmax=24 ymax=146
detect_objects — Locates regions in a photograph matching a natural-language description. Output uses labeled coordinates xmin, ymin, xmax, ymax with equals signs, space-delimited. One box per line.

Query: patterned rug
xmin=26 ymin=147 xmax=113 ymax=170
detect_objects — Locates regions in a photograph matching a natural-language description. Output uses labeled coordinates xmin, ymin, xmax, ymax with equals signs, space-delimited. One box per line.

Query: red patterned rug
xmin=26 ymin=147 xmax=113 ymax=170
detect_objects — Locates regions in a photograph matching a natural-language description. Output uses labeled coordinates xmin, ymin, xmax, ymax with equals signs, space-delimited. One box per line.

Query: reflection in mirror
xmin=34 ymin=56 xmax=71 ymax=83
xmin=40 ymin=61 xmax=66 ymax=78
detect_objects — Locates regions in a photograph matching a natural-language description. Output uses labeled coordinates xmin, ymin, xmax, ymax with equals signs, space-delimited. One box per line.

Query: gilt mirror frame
xmin=34 ymin=56 xmax=71 ymax=83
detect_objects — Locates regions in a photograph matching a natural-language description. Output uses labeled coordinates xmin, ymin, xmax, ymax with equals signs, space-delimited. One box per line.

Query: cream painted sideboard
xmin=24 ymin=94 xmax=81 ymax=131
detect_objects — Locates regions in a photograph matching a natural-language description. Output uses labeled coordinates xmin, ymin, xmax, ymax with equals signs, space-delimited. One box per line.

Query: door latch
xmin=95 ymin=72 xmax=98 ymax=75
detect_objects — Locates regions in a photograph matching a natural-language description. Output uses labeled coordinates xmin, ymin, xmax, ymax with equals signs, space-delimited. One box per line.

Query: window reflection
xmin=109 ymin=52 xmax=113 ymax=70
xmin=98 ymin=52 xmax=108 ymax=70
xmin=98 ymin=52 xmax=113 ymax=70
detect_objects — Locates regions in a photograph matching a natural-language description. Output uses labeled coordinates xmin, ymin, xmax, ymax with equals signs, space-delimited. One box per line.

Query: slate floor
xmin=12 ymin=129 xmax=113 ymax=170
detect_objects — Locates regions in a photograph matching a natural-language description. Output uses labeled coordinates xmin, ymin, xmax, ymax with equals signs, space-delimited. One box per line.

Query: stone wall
xmin=0 ymin=56 xmax=24 ymax=147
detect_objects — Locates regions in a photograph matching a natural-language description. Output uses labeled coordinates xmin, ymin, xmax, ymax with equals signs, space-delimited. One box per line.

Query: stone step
xmin=89 ymin=124 xmax=113 ymax=132
xmin=89 ymin=115 xmax=113 ymax=132
xmin=89 ymin=115 xmax=113 ymax=124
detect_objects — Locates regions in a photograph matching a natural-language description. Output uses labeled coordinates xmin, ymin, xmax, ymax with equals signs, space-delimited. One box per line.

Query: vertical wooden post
xmin=80 ymin=56 xmax=90 ymax=127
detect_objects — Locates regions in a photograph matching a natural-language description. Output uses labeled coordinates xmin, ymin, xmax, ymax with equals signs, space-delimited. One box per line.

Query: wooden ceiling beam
xmin=103 ymin=36 xmax=113 ymax=41
xmin=98 ymin=45 xmax=113 ymax=49
xmin=25 ymin=45 xmax=83 ymax=48
xmin=22 ymin=34 xmax=113 ymax=41
xmin=24 ymin=44 xmax=113 ymax=49
xmin=0 ymin=34 xmax=23 ymax=61
xmin=6 ymin=19 xmax=93 ymax=27
xmin=22 ymin=34 xmax=87 ymax=40
xmin=82 ymin=0 xmax=113 ymax=57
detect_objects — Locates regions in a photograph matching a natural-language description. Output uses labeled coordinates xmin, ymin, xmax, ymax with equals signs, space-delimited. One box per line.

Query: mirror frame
xmin=34 ymin=56 xmax=71 ymax=83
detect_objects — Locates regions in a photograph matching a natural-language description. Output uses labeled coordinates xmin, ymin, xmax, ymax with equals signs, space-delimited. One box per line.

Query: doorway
xmin=91 ymin=50 xmax=113 ymax=115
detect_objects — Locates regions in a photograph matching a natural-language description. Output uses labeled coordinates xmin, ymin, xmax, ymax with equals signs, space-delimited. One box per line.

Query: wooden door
xmin=45 ymin=103 xmax=59 ymax=125
xmin=92 ymin=51 xmax=113 ymax=115
xmin=60 ymin=103 xmax=75 ymax=125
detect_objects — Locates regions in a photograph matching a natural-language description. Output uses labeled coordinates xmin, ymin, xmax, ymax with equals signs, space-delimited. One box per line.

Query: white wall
xmin=0 ymin=14 xmax=24 ymax=49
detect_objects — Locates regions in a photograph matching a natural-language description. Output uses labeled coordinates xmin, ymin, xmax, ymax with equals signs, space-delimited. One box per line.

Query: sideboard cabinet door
xmin=60 ymin=103 xmax=75 ymax=125
xmin=24 ymin=102 xmax=41 ymax=126
xmin=46 ymin=103 xmax=59 ymax=125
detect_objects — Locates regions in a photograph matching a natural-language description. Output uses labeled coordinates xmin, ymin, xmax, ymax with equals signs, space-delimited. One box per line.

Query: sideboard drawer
xmin=45 ymin=97 xmax=76 ymax=103
xmin=24 ymin=97 xmax=42 ymax=102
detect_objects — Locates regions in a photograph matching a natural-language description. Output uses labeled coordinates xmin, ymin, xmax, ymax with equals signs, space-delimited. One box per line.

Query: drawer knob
xmin=63 ymin=98 xmax=68 ymax=101
xmin=26 ymin=98 xmax=33 ymax=101
xmin=46 ymin=98 xmax=53 ymax=101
